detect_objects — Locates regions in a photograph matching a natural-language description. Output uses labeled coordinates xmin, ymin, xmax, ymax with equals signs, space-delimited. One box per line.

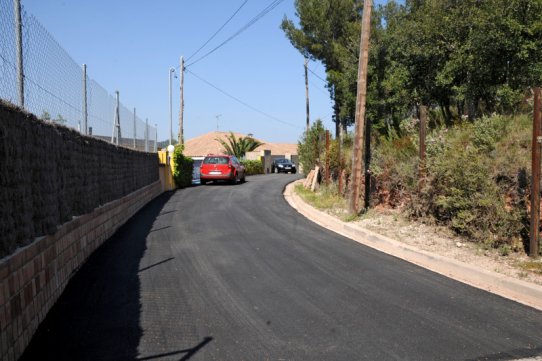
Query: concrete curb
xmin=284 ymin=180 xmax=542 ymax=311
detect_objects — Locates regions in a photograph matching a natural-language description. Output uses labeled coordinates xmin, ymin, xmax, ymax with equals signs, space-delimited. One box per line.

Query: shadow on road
xmin=137 ymin=337 xmax=213 ymax=361
xmin=138 ymin=257 xmax=175 ymax=273
xmin=19 ymin=192 xmax=211 ymax=361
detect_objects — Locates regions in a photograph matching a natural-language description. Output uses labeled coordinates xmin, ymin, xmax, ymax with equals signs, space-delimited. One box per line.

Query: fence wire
xmin=0 ymin=0 xmax=156 ymax=152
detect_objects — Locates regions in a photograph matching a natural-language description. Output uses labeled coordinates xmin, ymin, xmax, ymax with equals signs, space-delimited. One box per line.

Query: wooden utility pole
xmin=531 ymin=87 xmax=541 ymax=258
xmin=178 ymin=56 xmax=185 ymax=146
xmin=304 ymin=58 xmax=310 ymax=131
xmin=349 ymin=0 xmax=373 ymax=215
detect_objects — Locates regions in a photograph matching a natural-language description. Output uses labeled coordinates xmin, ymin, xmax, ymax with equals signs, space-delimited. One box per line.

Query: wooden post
xmin=531 ymin=87 xmax=541 ymax=258
xmin=349 ymin=0 xmax=373 ymax=215
xmin=338 ymin=135 xmax=343 ymax=195
xmin=325 ymin=130 xmax=330 ymax=185
xmin=364 ymin=117 xmax=372 ymax=209
xmin=419 ymin=105 xmax=427 ymax=189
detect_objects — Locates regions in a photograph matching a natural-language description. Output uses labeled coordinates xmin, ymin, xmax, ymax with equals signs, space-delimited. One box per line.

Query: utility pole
xmin=169 ymin=67 xmax=175 ymax=146
xmin=14 ymin=0 xmax=24 ymax=108
xmin=133 ymin=107 xmax=137 ymax=149
xmin=531 ymin=87 xmax=541 ymax=258
xmin=349 ymin=0 xmax=373 ymax=215
xmin=82 ymin=64 xmax=88 ymax=135
xmin=304 ymin=58 xmax=310 ymax=132
xmin=178 ymin=56 xmax=185 ymax=146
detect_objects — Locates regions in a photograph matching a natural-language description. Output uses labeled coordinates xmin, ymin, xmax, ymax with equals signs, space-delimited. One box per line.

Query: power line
xmin=309 ymin=77 xmax=330 ymax=97
xmin=186 ymin=0 xmax=285 ymax=68
xmin=186 ymin=69 xmax=303 ymax=130
xmin=308 ymin=67 xmax=327 ymax=83
xmin=185 ymin=0 xmax=249 ymax=62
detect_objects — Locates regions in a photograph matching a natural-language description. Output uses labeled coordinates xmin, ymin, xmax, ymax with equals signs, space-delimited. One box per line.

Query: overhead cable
xmin=186 ymin=69 xmax=303 ymax=129
xmin=308 ymin=67 xmax=327 ymax=83
xmin=186 ymin=0 xmax=285 ymax=68
xmin=186 ymin=0 xmax=249 ymax=62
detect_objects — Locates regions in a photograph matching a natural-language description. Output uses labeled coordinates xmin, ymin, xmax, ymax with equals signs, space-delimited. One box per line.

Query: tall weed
xmin=408 ymin=114 xmax=529 ymax=247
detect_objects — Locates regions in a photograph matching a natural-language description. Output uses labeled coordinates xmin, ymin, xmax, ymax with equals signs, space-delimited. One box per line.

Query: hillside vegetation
xmin=286 ymin=0 xmax=542 ymax=255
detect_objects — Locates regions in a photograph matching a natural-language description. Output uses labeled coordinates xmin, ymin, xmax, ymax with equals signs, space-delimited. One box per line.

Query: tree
xmin=298 ymin=119 xmax=326 ymax=175
xmin=390 ymin=0 xmax=542 ymax=120
xmin=283 ymin=0 xmax=542 ymax=132
xmin=216 ymin=132 xmax=263 ymax=159
xmin=172 ymin=144 xmax=194 ymax=188
xmin=281 ymin=0 xmax=362 ymax=138
xmin=282 ymin=1 xmax=411 ymax=138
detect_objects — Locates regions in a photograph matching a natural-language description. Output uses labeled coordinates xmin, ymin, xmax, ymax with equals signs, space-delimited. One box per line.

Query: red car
xmin=200 ymin=154 xmax=246 ymax=185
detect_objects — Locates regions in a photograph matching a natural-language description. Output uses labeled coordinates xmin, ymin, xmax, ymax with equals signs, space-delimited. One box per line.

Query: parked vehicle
xmin=271 ymin=158 xmax=296 ymax=174
xmin=200 ymin=155 xmax=246 ymax=185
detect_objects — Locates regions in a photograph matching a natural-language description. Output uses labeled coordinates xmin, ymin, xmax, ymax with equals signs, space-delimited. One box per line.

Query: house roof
xmin=183 ymin=131 xmax=297 ymax=157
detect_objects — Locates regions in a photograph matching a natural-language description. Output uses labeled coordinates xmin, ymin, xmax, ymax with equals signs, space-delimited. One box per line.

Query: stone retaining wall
xmin=0 ymin=101 xmax=163 ymax=360
xmin=0 ymin=101 xmax=159 ymax=258
xmin=0 ymin=181 xmax=163 ymax=361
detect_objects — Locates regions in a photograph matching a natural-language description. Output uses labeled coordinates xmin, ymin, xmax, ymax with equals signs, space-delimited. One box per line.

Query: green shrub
xmin=241 ymin=159 xmax=264 ymax=175
xmin=172 ymin=145 xmax=194 ymax=188
xmin=409 ymin=115 xmax=526 ymax=247
xmin=298 ymin=119 xmax=326 ymax=176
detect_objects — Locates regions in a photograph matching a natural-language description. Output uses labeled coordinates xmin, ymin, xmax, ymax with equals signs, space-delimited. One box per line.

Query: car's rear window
xmin=203 ymin=157 xmax=229 ymax=165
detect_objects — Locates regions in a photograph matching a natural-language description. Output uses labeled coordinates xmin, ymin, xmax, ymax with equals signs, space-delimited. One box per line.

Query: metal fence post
xmin=14 ymin=0 xmax=24 ymax=108
xmin=82 ymin=64 xmax=88 ymax=135
xmin=112 ymin=91 xmax=120 ymax=145
xmin=145 ymin=118 xmax=149 ymax=152
xmin=133 ymin=107 xmax=136 ymax=149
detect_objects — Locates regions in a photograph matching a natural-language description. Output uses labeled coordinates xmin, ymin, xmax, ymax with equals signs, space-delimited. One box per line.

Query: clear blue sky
xmin=22 ymin=0 xmax=389 ymax=144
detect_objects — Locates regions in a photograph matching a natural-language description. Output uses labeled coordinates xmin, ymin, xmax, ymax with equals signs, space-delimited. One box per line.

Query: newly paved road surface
xmin=21 ymin=174 xmax=542 ymax=360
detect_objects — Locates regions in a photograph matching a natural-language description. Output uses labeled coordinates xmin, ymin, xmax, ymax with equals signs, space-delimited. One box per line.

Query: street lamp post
xmin=215 ymin=114 xmax=222 ymax=132
xmin=169 ymin=67 xmax=176 ymax=146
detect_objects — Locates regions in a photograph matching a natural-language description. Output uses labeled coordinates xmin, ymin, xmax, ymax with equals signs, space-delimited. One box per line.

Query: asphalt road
xmin=21 ymin=174 xmax=542 ymax=361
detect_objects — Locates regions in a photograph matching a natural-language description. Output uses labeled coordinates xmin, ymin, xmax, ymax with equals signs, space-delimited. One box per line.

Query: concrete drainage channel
xmin=283 ymin=180 xmax=542 ymax=312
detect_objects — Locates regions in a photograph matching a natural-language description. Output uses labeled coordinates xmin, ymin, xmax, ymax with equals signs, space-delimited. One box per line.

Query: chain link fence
xmin=0 ymin=0 xmax=157 ymax=151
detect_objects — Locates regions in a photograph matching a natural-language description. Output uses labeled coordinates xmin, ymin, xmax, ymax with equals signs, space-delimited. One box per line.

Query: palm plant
xmin=216 ymin=132 xmax=263 ymax=159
